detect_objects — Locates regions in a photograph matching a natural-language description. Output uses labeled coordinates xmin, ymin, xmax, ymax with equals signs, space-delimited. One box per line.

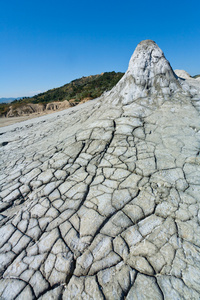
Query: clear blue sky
xmin=0 ymin=0 xmax=200 ymax=98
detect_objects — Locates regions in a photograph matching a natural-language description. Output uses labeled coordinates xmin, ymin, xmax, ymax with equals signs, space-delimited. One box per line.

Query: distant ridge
xmin=0 ymin=97 xmax=22 ymax=104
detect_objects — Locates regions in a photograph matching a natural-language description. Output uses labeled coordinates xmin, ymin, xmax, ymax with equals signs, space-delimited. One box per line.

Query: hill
xmin=0 ymin=72 xmax=124 ymax=117
xmin=193 ymin=74 xmax=200 ymax=79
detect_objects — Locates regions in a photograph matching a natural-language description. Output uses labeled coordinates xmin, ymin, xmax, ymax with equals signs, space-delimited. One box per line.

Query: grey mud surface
xmin=0 ymin=40 xmax=200 ymax=299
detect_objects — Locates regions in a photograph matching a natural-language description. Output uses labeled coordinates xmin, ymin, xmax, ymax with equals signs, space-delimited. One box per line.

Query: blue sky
xmin=0 ymin=0 xmax=200 ymax=98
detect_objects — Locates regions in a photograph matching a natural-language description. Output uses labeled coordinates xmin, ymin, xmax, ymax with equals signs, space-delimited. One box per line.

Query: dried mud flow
xmin=0 ymin=40 xmax=200 ymax=299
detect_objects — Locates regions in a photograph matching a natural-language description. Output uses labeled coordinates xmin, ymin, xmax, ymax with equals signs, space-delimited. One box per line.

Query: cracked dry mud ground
xmin=0 ymin=40 xmax=200 ymax=299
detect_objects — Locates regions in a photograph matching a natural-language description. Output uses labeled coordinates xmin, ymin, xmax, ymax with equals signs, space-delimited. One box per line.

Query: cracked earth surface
xmin=0 ymin=40 xmax=200 ymax=299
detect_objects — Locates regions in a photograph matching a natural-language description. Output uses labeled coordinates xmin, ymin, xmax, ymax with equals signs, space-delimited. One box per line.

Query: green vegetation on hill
xmin=0 ymin=72 xmax=124 ymax=117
